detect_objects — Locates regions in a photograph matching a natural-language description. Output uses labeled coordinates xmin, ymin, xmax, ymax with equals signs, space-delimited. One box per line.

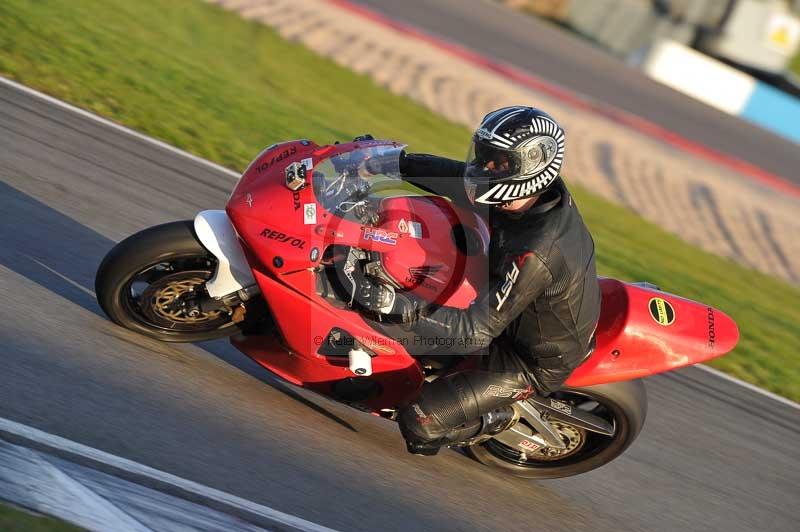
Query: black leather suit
xmin=394 ymin=153 xmax=602 ymax=449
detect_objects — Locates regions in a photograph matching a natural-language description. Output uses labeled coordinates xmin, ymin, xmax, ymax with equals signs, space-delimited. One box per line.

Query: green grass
xmin=1 ymin=0 xmax=798 ymax=400
xmin=0 ymin=502 xmax=83 ymax=532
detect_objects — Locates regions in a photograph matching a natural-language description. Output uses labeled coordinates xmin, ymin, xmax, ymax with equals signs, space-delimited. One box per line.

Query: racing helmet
xmin=464 ymin=106 xmax=565 ymax=205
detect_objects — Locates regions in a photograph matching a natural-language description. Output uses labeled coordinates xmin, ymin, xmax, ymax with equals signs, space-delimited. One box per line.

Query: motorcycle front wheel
xmin=95 ymin=220 xmax=243 ymax=342
xmin=465 ymin=379 xmax=647 ymax=479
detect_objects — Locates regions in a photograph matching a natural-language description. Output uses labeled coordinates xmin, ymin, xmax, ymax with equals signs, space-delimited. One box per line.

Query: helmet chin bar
xmin=472 ymin=174 xmax=552 ymax=205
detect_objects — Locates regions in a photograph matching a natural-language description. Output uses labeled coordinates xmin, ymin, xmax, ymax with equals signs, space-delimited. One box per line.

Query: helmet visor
xmin=464 ymin=140 xmax=524 ymax=183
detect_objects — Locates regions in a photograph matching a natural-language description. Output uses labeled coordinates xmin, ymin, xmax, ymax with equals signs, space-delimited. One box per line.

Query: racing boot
xmin=458 ymin=406 xmax=520 ymax=446
xmin=481 ymin=405 xmax=519 ymax=436
xmin=405 ymin=441 xmax=441 ymax=456
xmin=405 ymin=419 xmax=482 ymax=456
xmin=405 ymin=407 xmax=518 ymax=455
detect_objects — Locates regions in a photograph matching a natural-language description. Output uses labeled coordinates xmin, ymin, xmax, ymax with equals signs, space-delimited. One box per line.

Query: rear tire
xmin=95 ymin=220 xmax=241 ymax=342
xmin=465 ymin=380 xmax=647 ymax=479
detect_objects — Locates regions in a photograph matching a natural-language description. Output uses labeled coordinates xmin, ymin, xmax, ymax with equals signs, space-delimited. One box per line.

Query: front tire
xmin=465 ymin=379 xmax=647 ymax=479
xmin=95 ymin=221 xmax=241 ymax=342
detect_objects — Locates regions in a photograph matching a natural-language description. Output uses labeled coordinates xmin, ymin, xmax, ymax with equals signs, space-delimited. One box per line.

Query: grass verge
xmin=0 ymin=502 xmax=83 ymax=532
xmin=1 ymin=0 xmax=798 ymax=400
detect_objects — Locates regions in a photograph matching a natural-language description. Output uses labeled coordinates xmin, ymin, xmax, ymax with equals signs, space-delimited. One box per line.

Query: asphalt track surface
xmin=351 ymin=0 xmax=800 ymax=185
xmin=1 ymin=81 xmax=799 ymax=531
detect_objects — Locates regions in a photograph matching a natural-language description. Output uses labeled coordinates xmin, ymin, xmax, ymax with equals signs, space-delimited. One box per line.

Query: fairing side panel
xmin=237 ymin=268 xmax=425 ymax=410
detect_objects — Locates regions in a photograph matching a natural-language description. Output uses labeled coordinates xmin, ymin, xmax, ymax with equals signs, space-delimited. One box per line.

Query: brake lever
xmin=342 ymin=247 xmax=364 ymax=307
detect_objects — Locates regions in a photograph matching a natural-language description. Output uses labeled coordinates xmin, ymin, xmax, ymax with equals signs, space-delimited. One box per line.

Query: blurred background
xmin=501 ymin=0 xmax=800 ymax=141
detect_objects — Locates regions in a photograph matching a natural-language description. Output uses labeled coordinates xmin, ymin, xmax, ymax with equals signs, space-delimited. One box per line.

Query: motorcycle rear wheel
xmin=464 ymin=379 xmax=647 ymax=479
xmin=95 ymin=220 xmax=242 ymax=342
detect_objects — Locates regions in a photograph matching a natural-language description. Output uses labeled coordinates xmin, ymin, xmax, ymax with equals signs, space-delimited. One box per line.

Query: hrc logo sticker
xmin=362 ymin=227 xmax=398 ymax=245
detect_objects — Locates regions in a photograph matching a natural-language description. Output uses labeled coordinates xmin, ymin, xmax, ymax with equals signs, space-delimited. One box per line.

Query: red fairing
xmin=226 ymin=140 xmax=428 ymax=410
xmin=228 ymin=140 xmax=333 ymax=274
xmin=565 ymin=279 xmax=739 ymax=387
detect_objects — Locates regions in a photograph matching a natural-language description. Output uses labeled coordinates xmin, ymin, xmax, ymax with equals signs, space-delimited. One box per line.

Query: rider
xmin=358 ymin=106 xmax=601 ymax=455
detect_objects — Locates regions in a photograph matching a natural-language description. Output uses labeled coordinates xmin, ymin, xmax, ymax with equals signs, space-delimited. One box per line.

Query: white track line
xmin=695 ymin=364 xmax=799 ymax=410
xmin=0 ymin=76 xmax=240 ymax=179
xmin=1 ymin=443 xmax=151 ymax=532
xmin=2 ymin=76 xmax=797 ymax=410
xmin=0 ymin=417 xmax=340 ymax=532
xmin=27 ymin=256 xmax=96 ymax=297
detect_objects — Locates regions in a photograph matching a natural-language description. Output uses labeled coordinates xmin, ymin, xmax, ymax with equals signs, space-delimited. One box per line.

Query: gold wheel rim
xmin=149 ymin=276 xmax=222 ymax=324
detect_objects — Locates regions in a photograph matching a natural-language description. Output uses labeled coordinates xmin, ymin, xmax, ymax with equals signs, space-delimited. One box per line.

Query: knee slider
xmin=398 ymin=403 xmax=448 ymax=443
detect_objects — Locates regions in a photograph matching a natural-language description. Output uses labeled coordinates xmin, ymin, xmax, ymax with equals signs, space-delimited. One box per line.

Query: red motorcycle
xmin=95 ymin=139 xmax=739 ymax=478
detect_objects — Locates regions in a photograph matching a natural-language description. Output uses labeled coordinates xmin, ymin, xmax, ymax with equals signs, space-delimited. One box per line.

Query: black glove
xmin=356 ymin=277 xmax=396 ymax=314
xmin=356 ymin=278 xmax=420 ymax=324
xmin=397 ymin=149 xmax=409 ymax=175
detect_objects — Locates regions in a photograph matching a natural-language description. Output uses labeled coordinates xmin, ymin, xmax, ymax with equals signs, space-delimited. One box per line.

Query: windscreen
xmin=312 ymin=144 xmax=432 ymax=216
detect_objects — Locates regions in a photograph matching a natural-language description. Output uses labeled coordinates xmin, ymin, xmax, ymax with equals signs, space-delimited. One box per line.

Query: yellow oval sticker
xmin=649 ymin=297 xmax=675 ymax=326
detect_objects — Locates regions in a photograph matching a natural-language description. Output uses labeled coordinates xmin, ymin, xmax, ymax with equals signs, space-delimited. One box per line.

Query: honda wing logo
xmin=408 ymin=265 xmax=443 ymax=283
